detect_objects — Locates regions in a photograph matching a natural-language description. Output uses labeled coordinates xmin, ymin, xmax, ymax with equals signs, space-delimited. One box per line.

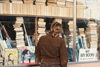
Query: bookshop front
xmin=1 ymin=0 xmax=100 ymax=67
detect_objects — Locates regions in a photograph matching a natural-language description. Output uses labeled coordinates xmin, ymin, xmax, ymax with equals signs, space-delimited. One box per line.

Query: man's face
xmin=53 ymin=26 xmax=62 ymax=34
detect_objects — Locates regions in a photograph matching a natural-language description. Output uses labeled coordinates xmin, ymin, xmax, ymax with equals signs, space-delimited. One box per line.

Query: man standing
xmin=35 ymin=22 xmax=68 ymax=67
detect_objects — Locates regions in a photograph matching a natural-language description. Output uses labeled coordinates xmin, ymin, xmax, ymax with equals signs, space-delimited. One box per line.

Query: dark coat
xmin=35 ymin=33 xmax=68 ymax=67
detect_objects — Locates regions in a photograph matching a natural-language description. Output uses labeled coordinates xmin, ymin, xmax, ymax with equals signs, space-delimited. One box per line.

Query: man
xmin=35 ymin=22 xmax=68 ymax=67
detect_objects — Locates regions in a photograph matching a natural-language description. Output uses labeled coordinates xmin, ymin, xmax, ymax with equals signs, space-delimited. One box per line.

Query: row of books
xmin=0 ymin=0 xmax=73 ymax=7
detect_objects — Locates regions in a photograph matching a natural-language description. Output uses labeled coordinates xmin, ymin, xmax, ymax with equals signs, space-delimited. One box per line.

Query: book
xmin=0 ymin=39 xmax=8 ymax=57
xmin=0 ymin=57 xmax=3 ymax=65
xmin=19 ymin=46 xmax=35 ymax=65
xmin=5 ymin=48 xmax=18 ymax=66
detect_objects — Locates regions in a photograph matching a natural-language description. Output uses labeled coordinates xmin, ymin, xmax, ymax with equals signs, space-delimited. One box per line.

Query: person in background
xmin=35 ymin=22 xmax=68 ymax=67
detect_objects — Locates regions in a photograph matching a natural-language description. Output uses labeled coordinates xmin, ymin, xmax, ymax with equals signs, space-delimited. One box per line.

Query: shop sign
xmin=79 ymin=48 xmax=98 ymax=62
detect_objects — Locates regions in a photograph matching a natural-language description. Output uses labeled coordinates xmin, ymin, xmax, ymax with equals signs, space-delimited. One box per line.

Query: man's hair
xmin=51 ymin=22 xmax=62 ymax=28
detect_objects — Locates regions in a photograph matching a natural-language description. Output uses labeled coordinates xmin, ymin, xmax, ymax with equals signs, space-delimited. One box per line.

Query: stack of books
xmin=68 ymin=21 xmax=74 ymax=48
xmin=97 ymin=25 xmax=100 ymax=48
xmin=38 ymin=18 xmax=46 ymax=40
xmin=14 ymin=17 xmax=25 ymax=48
xmin=0 ymin=57 xmax=3 ymax=65
xmin=86 ymin=21 xmax=98 ymax=48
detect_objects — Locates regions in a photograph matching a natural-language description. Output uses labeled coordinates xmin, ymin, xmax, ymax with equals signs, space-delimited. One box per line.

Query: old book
xmin=47 ymin=2 xmax=57 ymax=6
xmin=58 ymin=0 xmax=65 ymax=2
xmin=38 ymin=22 xmax=46 ymax=28
xmin=35 ymin=2 xmax=45 ymax=6
xmin=19 ymin=46 xmax=35 ymax=65
xmin=48 ymin=0 xmax=57 ymax=3
xmin=2 ymin=3 xmax=10 ymax=14
xmin=38 ymin=28 xmax=45 ymax=33
xmin=0 ymin=39 xmax=8 ymax=57
xmin=0 ymin=57 xmax=3 ymax=65
xmin=5 ymin=48 xmax=18 ymax=66
xmin=24 ymin=1 xmax=33 ymax=4
xmin=57 ymin=1 xmax=65 ymax=7
xmin=65 ymin=1 xmax=73 ymax=7
xmin=35 ymin=0 xmax=46 ymax=3
xmin=87 ymin=22 xmax=97 ymax=27
xmin=11 ymin=0 xmax=23 ymax=4
xmin=0 ymin=0 xmax=9 ymax=3
xmin=14 ymin=28 xmax=23 ymax=32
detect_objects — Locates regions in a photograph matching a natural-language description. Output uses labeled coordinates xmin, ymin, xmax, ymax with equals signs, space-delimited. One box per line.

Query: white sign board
xmin=79 ymin=48 xmax=98 ymax=62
